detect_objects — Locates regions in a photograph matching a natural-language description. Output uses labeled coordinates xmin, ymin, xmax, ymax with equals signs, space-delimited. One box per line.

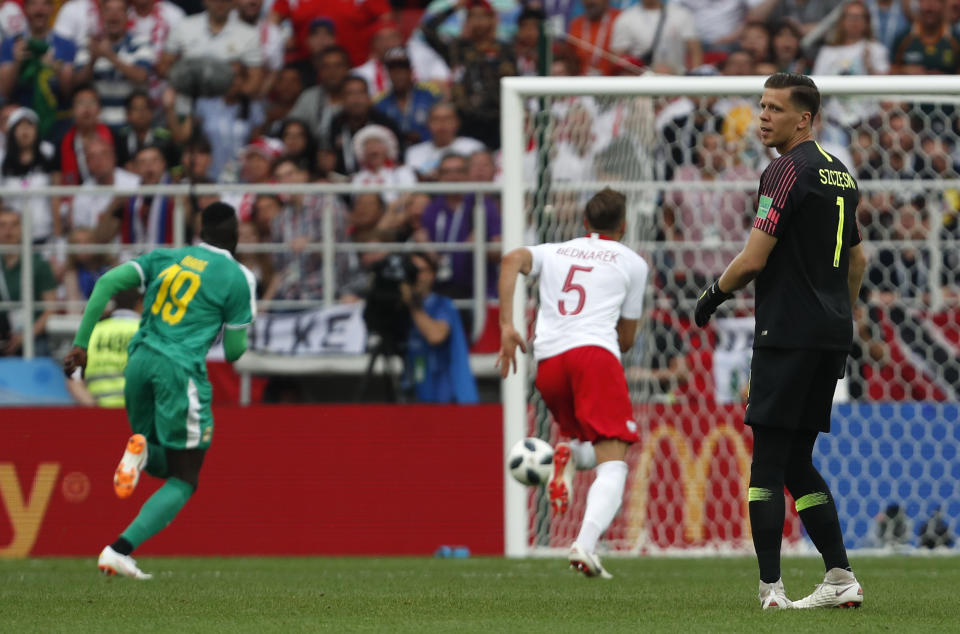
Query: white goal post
xmin=500 ymin=75 xmax=960 ymax=557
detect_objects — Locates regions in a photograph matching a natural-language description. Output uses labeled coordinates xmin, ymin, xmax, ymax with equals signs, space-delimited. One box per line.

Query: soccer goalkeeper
xmin=695 ymin=73 xmax=867 ymax=610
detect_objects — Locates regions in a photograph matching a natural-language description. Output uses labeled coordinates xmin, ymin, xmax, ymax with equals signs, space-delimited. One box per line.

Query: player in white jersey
xmin=498 ymin=188 xmax=649 ymax=578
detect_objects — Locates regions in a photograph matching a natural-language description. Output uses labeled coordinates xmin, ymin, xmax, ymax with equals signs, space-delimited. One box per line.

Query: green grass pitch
xmin=1 ymin=555 xmax=956 ymax=633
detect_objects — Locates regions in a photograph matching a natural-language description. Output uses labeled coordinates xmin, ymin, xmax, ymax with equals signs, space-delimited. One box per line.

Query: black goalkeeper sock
xmin=111 ymin=537 xmax=134 ymax=556
xmin=748 ymin=486 xmax=784 ymax=583
xmin=795 ymin=491 xmax=849 ymax=572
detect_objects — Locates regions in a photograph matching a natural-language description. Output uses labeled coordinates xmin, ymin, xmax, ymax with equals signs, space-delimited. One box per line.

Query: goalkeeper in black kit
xmin=694 ymin=73 xmax=867 ymax=610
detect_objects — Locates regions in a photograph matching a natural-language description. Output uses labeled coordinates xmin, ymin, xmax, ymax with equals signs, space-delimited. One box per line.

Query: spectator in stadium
xmin=73 ymin=136 xmax=139 ymax=234
xmin=127 ymin=0 xmax=184 ymax=58
xmin=290 ymin=17 xmax=336 ymax=88
xmin=770 ymin=20 xmax=808 ymax=73
xmin=0 ymin=0 xmax=78 ymax=139
xmin=866 ymin=0 xmax=912 ymax=52
xmin=158 ymin=0 xmax=264 ymax=99
xmin=402 ymin=251 xmax=478 ymax=403
xmin=0 ymin=107 xmax=61 ymax=243
xmin=866 ymin=197 xmax=930 ymax=305
xmin=468 ymin=147 xmax=498 ymax=185
xmin=262 ymin=66 xmax=304 ymax=138
xmin=814 ymin=2 xmax=890 ymax=77
xmin=740 ymin=21 xmax=773 ymax=65
xmin=104 ymin=145 xmax=175 ymax=245
xmin=415 ymin=152 xmax=501 ymax=320
xmin=114 ymin=91 xmax=177 ymax=171
xmin=513 ymin=7 xmax=545 ymax=76
xmin=421 ymin=0 xmax=521 ymax=42
xmin=236 ymin=220 xmax=272 ymax=299
xmin=269 ymin=0 xmax=390 ymax=67
xmin=847 ymin=301 xmax=890 ymax=400
xmin=277 ymin=118 xmax=317 ymax=175
xmin=0 ymin=0 xmax=26 ymax=43
xmin=251 ymin=194 xmax=282 ymax=240
xmin=62 ymin=227 xmax=113 ymax=312
xmin=60 ymin=85 xmax=114 ymax=187
xmin=611 ymin=0 xmax=702 ymax=75
xmin=326 ymin=75 xmax=403 ymax=176
xmin=665 ymin=132 xmax=758 ymax=276
xmin=675 ymin=0 xmax=767 ymax=53
xmin=915 ymin=136 xmax=957 ymax=180
xmin=351 ymin=124 xmax=417 ymax=207
xmin=52 ymin=0 xmax=104 ymax=53
xmin=624 ymin=298 xmax=690 ymax=403
xmin=352 ymin=21 xmax=404 ymax=98
xmin=223 ymin=136 xmax=283 ymax=223
xmin=422 ymin=0 xmax=517 ymax=150
xmin=404 ymin=102 xmax=484 ymax=180
xmin=176 ymin=134 xmax=214 ymax=182
xmin=751 ymin=0 xmax=836 ymax=37
xmin=234 ymin=0 xmax=285 ymax=94
xmin=73 ymin=0 xmax=153 ymax=129
xmin=890 ymin=0 xmax=960 ymax=74
xmin=813 ymin=1 xmax=890 ymax=144
xmin=262 ymin=155 xmax=349 ymax=304
xmin=374 ymin=47 xmax=440 ymax=148
xmin=65 ymin=287 xmax=141 ymax=407
xmin=178 ymin=68 xmax=266 ymax=180
xmin=565 ymin=0 xmax=621 ymax=76
xmin=0 ymin=208 xmax=56 ymax=356
xmin=288 ymin=45 xmax=350 ymax=151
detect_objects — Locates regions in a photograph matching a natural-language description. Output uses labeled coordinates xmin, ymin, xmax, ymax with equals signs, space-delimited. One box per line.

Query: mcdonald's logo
xmin=626 ymin=425 xmax=752 ymax=546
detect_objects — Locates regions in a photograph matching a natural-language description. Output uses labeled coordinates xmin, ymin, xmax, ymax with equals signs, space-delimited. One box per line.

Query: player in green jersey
xmin=64 ymin=202 xmax=256 ymax=579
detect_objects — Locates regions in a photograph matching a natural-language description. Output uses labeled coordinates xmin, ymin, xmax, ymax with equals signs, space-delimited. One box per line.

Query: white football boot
xmin=98 ymin=546 xmax=152 ymax=580
xmin=548 ymin=442 xmax=575 ymax=515
xmin=758 ymin=578 xmax=793 ymax=610
xmin=568 ymin=542 xmax=613 ymax=579
xmin=113 ymin=434 xmax=148 ymax=499
xmin=792 ymin=568 xmax=863 ymax=609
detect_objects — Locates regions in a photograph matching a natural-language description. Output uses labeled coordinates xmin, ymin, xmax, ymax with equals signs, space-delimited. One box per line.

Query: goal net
xmin=500 ymin=76 xmax=960 ymax=556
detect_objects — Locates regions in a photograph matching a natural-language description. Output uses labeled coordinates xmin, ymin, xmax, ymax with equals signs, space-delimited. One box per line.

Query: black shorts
xmin=745 ymin=347 xmax=847 ymax=432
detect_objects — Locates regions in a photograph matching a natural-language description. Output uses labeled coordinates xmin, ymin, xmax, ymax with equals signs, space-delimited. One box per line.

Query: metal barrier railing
xmin=0 ymin=181 xmax=503 ymax=358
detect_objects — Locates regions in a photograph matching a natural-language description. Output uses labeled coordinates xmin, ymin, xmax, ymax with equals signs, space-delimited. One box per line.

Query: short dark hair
xmin=124 ymin=89 xmax=150 ymax=110
xmin=72 ymin=82 xmax=100 ymax=103
xmin=113 ymin=288 xmax=142 ymax=311
xmin=585 ymin=187 xmax=626 ymax=232
xmin=200 ymin=202 xmax=239 ymax=254
xmin=343 ymin=74 xmax=369 ymax=92
xmin=320 ymin=45 xmax=351 ymax=64
xmin=135 ymin=143 xmax=167 ymax=164
xmin=764 ymin=72 xmax=820 ymax=119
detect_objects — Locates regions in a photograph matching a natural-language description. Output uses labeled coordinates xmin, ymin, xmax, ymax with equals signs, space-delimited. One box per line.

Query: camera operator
xmin=401 ymin=252 xmax=478 ymax=404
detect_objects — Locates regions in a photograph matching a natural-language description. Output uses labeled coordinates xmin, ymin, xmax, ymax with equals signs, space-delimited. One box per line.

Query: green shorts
xmin=123 ymin=346 xmax=213 ymax=450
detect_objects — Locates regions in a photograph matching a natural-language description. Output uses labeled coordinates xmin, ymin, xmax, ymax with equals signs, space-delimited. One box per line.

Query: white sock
xmin=569 ymin=440 xmax=597 ymax=470
xmin=575 ymin=460 xmax=628 ymax=553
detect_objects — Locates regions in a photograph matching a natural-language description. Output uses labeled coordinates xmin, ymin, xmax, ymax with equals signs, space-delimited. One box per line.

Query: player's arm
xmin=847 ymin=242 xmax=867 ymax=309
xmin=63 ymin=263 xmax=142 ymax=377
xmin=616 ymin=318 xmax=639 ymax=353
xmin=695 ymin=228 xmax=777 ymax=327
xmin=496 ymin=247 xmax=533 ymax=378
xmin=223 ymin=328 xmax=248 ymax=363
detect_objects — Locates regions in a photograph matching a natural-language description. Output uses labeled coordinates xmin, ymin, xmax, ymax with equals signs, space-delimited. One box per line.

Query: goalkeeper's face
xmin=758 ymin=87 xmax=807 ymax=150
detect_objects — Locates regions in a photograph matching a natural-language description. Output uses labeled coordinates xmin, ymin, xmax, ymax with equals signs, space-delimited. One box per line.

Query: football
xmin=507 ymin=437 xmax=554 ymax=486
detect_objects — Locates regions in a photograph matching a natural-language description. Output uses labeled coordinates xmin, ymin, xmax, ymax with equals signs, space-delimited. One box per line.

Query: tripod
xmin=355 ymin=334 xmax=408 ymax=402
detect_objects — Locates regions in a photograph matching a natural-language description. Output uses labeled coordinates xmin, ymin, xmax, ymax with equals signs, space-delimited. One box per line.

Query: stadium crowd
xmin=0 ymin=0 xmax=957 ymax=402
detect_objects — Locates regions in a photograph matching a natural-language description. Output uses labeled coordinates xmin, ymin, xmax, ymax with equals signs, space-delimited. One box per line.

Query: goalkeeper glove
xmin=694 ymin=280 xmax=734 ymax=327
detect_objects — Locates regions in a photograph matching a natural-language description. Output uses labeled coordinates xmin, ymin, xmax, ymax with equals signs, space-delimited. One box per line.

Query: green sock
xmin=145 ymin=442 xmax=168 ymax=479
xmin=120 ymin=477 xmax=194 ymax=549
